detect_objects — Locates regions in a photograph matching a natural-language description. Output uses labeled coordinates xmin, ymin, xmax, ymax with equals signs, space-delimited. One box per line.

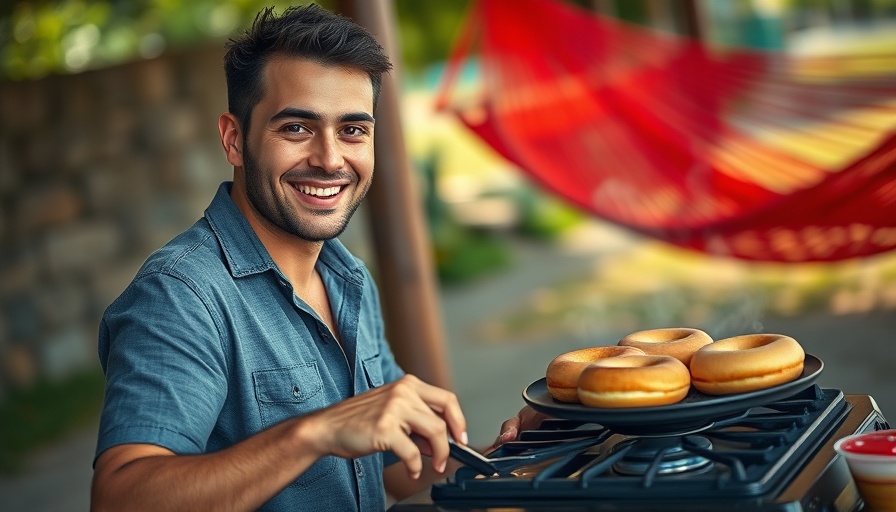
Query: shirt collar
xmin=205 ymin=182 xmax=365 ymax=283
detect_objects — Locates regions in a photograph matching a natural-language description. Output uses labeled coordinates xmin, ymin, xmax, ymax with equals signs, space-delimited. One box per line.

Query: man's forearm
xmin=91 ymin=416 xmax=321 ymax=512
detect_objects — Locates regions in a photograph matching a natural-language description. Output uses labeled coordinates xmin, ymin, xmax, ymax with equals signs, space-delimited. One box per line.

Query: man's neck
xmin=229 ymin=180 xmax=324 ymax=291
xmin=257 ymin=227 xmax=323 ymax=293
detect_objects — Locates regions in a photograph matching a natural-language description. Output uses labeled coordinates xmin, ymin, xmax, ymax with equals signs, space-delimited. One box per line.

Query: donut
xmin=689 ymin=334 xmax=805 ymax=395
xmin=618 ymin=327 xmax=712 ymax=365
xmin=546 ymin=346 xmax=646 ymax=402
xmin=577 ymin=355 xmax=691 ymax=408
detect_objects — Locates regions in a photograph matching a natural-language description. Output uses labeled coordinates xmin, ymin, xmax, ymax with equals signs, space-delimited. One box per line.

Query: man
xmin=91 ymin=5 xmax=468 ymax=511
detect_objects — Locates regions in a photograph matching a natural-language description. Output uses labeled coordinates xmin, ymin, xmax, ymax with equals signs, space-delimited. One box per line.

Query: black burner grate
xmin=432 ymin=386 xmax=849 ymax=505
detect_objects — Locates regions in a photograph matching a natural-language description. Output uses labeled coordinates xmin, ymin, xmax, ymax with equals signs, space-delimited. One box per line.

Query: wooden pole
xmin=334 ymin=0 xmax=452 ymax=390
xmin=679 ymin=0 xmax=706 ymax=41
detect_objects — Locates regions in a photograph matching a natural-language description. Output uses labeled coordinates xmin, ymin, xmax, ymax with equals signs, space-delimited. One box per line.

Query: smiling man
xmin=90 ymin=5 xmax=467 ymax=511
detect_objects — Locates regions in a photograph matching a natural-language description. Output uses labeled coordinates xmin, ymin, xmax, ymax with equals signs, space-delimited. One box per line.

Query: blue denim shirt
xmin=95 ymin=182 xmax=405 ymax=511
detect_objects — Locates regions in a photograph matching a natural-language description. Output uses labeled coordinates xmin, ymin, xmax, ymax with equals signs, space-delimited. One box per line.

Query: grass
xmin=0 ymin=368 xmax=105 ymax=475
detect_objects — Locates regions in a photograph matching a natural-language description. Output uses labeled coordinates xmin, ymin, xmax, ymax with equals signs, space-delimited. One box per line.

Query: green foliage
xmin=516 ymin=189 xmax=585 ymax=241
xmin=0 ymin=369 xmax=105 ymax=475
xmin=0 ymin=0 xmax=330 ymax=81
xmin=419 ymin=149 xmax=513 ymax=284
xmin=394 ymin=0 xmax=472 ymax=74
xmin=0 ymin=0 xmax=474 ymax=82
xmin=432 ymin=222 xmax=511 ymax=284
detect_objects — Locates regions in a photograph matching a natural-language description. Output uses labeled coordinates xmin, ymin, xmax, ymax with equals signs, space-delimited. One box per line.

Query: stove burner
xmin=390 ymin=389 xmax=891 ymax=512
xmin=612 ymin=435 xmax=714 ymax=475
xmin=425 ymin=386 xmax=861 ymax=504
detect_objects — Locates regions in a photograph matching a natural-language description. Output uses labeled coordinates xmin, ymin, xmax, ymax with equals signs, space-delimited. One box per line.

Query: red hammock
xmin=435 ymin=0 xmax=896 ymax=262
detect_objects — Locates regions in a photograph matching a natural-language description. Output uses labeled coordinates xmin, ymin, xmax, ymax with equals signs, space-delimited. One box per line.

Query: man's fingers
xmin=492 ymin=406 xmax=549 ymax=449
xmin=409 ymin=434 xmax=449 ymax=474
xmin=519 ymin=408 xmax=549 ymax=431
xmin=403 ymin=412 xmax=450 ymax=473
xmin=315 ymin=374 xmax=466 ymax=477
xmin=493 ymin=416 xmax=521 ymax=448
xmin=401 ymin=376 xmax=468 ymax=446
xmin=391 ymin=432 xmax=424 ymax=480
xmin=501 ymin=416 xmax=521 ymax=438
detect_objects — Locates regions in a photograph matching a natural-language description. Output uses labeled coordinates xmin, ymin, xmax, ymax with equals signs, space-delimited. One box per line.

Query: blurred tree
xmin=394 ymin=0 xmax=471 ymax=73
xmin=0 ymin=0 xmax=329 ymax=81
xmin=0 ymin=0 xmax=481 ymax=82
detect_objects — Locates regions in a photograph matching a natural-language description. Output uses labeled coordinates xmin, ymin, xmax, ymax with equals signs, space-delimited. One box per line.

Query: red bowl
xmin=834 ymin=429 xmax=896 ymax=511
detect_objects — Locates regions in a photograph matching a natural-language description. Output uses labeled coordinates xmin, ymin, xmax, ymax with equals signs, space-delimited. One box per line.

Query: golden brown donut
xmin=577 ymin=355 xmax=691 ymax=408
xmin=546 ymin=346 xmax=646 ymax=402
xmin=689 ymin=334 xmax=805 ymax=395
xmin=618 ymin=327 xmax=712 ymax=365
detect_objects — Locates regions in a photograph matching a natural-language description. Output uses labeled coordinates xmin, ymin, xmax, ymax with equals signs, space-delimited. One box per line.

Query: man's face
xmin=240 ymin=56 xmax=376 ymax=242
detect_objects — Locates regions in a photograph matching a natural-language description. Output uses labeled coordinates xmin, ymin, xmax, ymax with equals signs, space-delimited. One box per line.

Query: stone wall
xmin=0 ymin=44 xmax=238 ymax=395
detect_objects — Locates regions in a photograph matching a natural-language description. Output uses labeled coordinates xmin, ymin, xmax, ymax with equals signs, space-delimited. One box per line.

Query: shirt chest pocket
xmin=253 ymin=363 xmax=334 ymax=487
xmin=361 ymin=354 xmax=384 ymax=390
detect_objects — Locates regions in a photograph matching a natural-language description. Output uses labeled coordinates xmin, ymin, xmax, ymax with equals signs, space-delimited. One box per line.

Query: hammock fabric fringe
xmin=436 ymin=0 xmax=896 ymax=262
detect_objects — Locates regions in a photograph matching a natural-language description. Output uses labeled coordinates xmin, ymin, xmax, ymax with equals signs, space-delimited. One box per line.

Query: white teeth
xmin=297 ymin=185 xmax=341 ymax=197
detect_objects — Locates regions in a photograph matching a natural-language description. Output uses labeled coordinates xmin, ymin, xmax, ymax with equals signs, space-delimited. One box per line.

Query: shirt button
xmin=292 ymin=385 xmax=300 ymax=398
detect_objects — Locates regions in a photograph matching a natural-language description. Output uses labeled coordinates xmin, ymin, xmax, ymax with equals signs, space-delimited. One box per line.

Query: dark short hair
xmin=223 ymin=3 xmax=393 ymax=132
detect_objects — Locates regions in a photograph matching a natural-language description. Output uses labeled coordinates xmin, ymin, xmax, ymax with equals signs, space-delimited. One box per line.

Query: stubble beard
xmin=242 ymin=144 xmax=370 ymax=242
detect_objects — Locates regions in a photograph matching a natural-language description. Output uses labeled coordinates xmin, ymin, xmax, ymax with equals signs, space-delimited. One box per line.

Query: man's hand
xmin=308 ymin=374 xmax=467 ymax=480
xmin=91 ymin=374 xmax=466 ymax=512
xmin=490 ymin=406 xmax=548 ymax=451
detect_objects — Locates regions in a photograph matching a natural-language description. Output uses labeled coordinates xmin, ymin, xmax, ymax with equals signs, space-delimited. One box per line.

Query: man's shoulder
xmin=136 ymin=218 xmax=225 ymax=281
xmin=100 ymin=218 xmax=232 ymax=331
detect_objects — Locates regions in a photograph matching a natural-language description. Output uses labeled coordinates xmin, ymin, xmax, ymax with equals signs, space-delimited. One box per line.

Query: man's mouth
xmin=295 ymin=184 xmax=343 ymax=198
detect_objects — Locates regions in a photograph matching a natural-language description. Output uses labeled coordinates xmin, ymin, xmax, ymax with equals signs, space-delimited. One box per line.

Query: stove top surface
xmin=389 ymin=388 xmax=889 ymax=511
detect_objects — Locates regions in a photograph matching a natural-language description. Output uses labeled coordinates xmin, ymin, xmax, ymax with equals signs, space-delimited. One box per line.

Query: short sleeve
xmin=95 ymin=270 xmax=228 ymax=462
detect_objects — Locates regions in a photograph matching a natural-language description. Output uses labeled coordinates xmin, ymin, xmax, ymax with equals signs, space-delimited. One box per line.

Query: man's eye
xmin=343 ymin=126 xmax=367 ymax=137
xmin=284 ymin=124 xmax=307 ymax=133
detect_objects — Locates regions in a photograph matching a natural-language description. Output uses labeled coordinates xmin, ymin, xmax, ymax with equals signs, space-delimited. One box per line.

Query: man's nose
xmin=308 ymin=135 xmax=345 ymax=172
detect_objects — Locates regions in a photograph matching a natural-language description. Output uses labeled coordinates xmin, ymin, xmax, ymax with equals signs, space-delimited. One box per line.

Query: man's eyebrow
xmin=270 ymin=108 xmax=319 ymax=122
xmin=341 ymin=112 xmax=375 ymax=124
xmin=269 ymin=108 xmax=374 ymax=124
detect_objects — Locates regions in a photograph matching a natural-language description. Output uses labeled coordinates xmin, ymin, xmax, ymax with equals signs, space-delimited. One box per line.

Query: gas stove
xmin=389 ymin=386 xmax=889 ymax=511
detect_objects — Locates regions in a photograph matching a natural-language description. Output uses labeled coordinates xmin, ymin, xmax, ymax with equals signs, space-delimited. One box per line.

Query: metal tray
xmin=523 ymin=353 xmax=823 ymax=435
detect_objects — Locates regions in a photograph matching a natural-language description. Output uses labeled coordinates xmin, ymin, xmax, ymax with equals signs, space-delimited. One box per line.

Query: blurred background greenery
xmin=7 ymin=0 xmax=892 ymax=82
xmin=0 ymin=0 xmax=474 ymax=81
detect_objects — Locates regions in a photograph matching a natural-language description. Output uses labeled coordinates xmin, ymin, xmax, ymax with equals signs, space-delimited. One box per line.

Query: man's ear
xmin=218 ymin=112 xmax=244 ymax=167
